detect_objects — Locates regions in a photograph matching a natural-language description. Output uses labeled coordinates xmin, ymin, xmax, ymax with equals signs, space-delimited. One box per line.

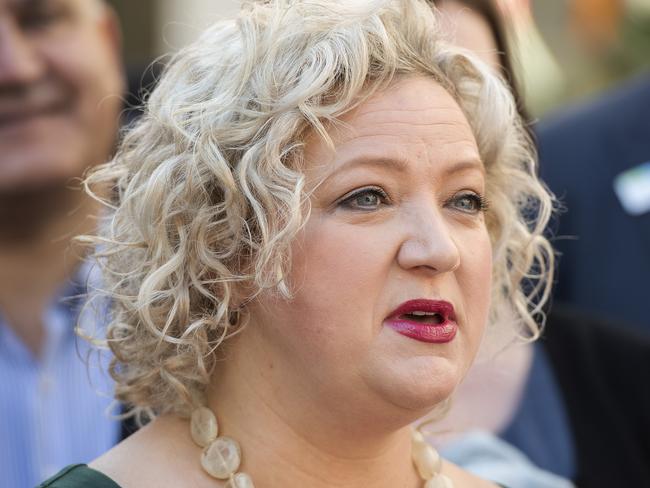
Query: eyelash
xmin=337 ymin=187 xmax=390 ymax=210
xmin=450 ymin=192 xmax=490 ymax=214
xmin=337 ymin=187 xmax=489 ymax=214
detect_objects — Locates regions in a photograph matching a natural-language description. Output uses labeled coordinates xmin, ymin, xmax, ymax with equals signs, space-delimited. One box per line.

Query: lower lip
xmin=385 ymin=318 xmax=458 ymax=343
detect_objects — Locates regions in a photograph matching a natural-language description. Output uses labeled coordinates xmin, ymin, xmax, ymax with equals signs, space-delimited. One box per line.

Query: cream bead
xmin=412 ymin=430 xmax=426 ymax=444
xmin=191 ymin=407 xmax=219 ymax=447
xmin=424 ymin=474 xmax=454 ymax=488
xmin=201 ymin=436 xmax=242 ymax=479
xmin=226 ymin=472 xmax=255 ymax=488
xmin=411 ymin=432 xmax=442 ymax=480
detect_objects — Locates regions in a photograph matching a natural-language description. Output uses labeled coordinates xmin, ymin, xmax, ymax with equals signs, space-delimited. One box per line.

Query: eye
xmin=20 ymin=5 xmax=68 ymax=31
xmin=338 ymin=186 xmax=390 ymax=211
xmin=448 ymin=192 xmax=489 ymax=214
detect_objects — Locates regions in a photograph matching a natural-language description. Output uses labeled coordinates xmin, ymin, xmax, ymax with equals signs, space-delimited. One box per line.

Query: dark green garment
xmin=38 ymin=464 xmax=121 ymax=488
xmin=38 ymin=463 xmax=509 ymax=487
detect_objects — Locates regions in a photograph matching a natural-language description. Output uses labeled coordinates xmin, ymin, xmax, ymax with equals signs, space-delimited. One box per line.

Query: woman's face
xmin=248 ymin=76 xmax=492 ymax=417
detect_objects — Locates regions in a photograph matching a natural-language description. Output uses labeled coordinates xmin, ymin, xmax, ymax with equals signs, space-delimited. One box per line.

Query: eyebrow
xmin=324 ymin=153 xmax=485 ymax=181
xmin=10 ymin=0 xmax=48 ymax=10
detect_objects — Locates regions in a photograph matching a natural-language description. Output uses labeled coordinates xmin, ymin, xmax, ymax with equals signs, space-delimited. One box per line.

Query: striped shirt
xmin=0 ymin=266 xmax=120 ymax=488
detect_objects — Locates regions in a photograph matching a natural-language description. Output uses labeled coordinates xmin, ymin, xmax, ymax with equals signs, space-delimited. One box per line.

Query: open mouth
xmin=385 ymin=299 xmax=457 ymax=343
xmin=0 ymin=83 xmax=73 ymax=129
xmin=398 ymin=312 xmax=445 ymax=325
xmin=0 ymin=102 xmax=70 ymax=128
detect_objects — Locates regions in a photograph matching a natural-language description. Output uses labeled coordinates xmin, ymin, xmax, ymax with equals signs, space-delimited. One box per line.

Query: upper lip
xmin=386 ymin=299 xmax=456 ymax=322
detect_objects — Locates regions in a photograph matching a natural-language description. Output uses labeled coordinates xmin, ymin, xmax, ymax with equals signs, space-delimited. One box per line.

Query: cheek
xmin=291 ymin=219 xmax=388 ymax=325
xmin=38 ymin=32 xmax=123 ymax=164
xmin=458 ymin=229 xmax=493 ymax=350
xmin=42 ymin=30 xmax=123 ymax=111
xmin=265 ymin=219 xmax=392 ymax=360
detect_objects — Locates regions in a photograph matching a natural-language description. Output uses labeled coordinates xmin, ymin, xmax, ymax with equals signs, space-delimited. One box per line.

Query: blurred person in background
xmin=538 ymin=72 xmax=650 ymax=333
xmin=536 ymin=40 xmax=650 ymax=488
xmin=0 ymin=0 xmax=125 ymax=486
xmin=430 ymin=1 xmax=650 ymax=486
xmin=533 ymin=3 xmax=650 ymax=483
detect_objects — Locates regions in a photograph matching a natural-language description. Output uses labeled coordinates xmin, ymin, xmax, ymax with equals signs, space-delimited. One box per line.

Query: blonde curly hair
xmin=83 ymin=0 xmax=554 ymax=419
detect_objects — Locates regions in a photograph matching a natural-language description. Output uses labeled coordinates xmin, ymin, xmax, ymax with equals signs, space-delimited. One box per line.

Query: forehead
xmin=333 ymin=76 xmax=479 ymax=161
xmin=302 ymin=76 xmax=483 ymax=183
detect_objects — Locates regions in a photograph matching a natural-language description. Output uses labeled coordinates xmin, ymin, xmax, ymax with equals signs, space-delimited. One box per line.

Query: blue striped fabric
xmin=0 ymin=267 xmax=120 ymax=488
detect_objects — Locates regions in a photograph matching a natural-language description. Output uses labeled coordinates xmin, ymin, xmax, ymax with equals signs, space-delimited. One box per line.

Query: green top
xmin=39 ymin=464 xmax=509 ymax=487
xmin=38 ymin=464 xmax=121 ymax=488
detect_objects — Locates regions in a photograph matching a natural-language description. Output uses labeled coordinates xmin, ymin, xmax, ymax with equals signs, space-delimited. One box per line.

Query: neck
xmin=0 ymin=188 xmax=102 ymax=356
xmin=206 ymin=331 xmax=423 ymax=488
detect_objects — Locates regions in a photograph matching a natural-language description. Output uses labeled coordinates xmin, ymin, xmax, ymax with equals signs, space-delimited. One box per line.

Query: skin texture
xmin=92 ymin=76 xmax=496 ymax=488
xmin=0 ymin=0 xmax=123 ymax=355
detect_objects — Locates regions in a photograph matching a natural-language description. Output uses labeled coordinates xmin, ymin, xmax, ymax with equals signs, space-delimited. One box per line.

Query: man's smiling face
xmin=0 ymin=0 xmax=124 ymax=190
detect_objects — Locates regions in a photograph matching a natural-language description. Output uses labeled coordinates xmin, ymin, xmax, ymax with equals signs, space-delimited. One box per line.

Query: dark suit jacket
xmin=501 ymin=306 xmax=650 ymax=487
xmin=502 ymin=76 xmax=650 ymax=485
xmin=543 ymin=306 xmax=650 ymax=487
xmin=538 ymin=73 xmax=650 ymax=331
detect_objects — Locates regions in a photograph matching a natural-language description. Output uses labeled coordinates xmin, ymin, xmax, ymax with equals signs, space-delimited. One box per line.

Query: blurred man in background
xmin=0 ymin=0 xmax=125 ymax=486
xmin=539 ymin=72 xmax=650 ymax=333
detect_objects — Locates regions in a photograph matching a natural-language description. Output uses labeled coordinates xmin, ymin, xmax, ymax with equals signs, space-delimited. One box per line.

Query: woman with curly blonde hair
xmin=42 ymin=0 xmax=553 ymax=486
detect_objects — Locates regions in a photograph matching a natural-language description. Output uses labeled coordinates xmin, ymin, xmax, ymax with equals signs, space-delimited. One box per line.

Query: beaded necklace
xmin=190 ymin=406 xmax=454 ymax=487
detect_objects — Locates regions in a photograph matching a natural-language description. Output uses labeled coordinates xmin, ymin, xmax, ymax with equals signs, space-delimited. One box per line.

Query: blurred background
xmin=109 ymin=0 xmax=650 ymax=117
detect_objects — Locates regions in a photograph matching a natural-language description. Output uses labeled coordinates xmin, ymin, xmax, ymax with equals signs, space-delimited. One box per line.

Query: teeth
xmin=411 ymin=311 xmax=436 ymax=316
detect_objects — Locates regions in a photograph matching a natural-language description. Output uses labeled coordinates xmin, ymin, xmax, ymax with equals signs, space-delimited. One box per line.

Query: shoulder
xmin=88 ymin=416 xmax=210 ymax=488
xmin=545 ymin=305 xmax=650 ymax=357
xmin=543 ymin=305 xmax=650 ymax=413
xmin=38 ymin=465 xmax=122 ymax=488
xmin=537 ymin=72 xmax=650 ymax=193
xmin=538 ymin=72 xmax=650 ymax=144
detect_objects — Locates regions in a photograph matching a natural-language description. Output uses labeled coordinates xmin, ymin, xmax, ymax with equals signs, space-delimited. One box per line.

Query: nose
xmin=396 ymin=202 xmax=461 ymax=274
xmin=0 ymin=18 xmax=44 ymax=85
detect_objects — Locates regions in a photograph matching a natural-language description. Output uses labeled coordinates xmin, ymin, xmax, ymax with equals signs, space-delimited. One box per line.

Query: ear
xmin=88 ymin=0 xmax=126 ymax=95
xmin=100 ymin=6 xmax=124 ymax=66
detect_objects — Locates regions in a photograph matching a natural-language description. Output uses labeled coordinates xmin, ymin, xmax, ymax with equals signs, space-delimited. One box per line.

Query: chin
xmin=0 ymin=150 xmax=88 ymax=191
xmin=363 ymin=354 xmax=463 ymax=415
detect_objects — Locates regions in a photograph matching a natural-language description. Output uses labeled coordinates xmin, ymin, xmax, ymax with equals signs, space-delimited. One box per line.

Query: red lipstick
xmin=385 ymin=299 xmax=457 ymax=343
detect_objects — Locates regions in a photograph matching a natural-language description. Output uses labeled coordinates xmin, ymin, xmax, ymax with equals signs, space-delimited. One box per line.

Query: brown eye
xmin=339 ymin=187 xmax=389 ymax=211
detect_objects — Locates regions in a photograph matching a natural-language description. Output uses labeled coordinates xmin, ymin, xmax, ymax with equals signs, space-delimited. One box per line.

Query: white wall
xmin=155 ymin=0 xmax=242 ymax=54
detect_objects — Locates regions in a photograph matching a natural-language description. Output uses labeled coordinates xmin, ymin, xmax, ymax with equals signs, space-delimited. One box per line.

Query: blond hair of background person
xmin=0 ymin=0 xmax=124 ymax=486
xmin=43 ymin=0 xmax=553 ymax=486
